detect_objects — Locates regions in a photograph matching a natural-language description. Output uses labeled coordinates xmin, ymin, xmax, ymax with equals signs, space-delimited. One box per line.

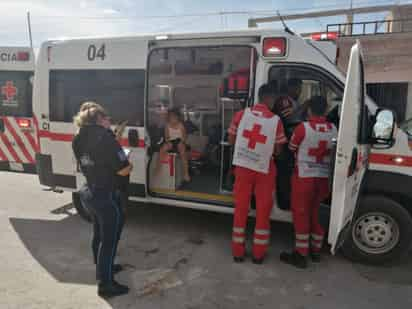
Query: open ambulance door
xmin=328 ymin=42 xmax=370 ymax=254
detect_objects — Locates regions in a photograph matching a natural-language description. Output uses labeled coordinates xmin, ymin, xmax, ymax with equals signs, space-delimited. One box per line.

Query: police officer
xmin=228 ymin=84 xmax=287 ymax=264
xmin=72 ymin=102 xmax=133 ymax=297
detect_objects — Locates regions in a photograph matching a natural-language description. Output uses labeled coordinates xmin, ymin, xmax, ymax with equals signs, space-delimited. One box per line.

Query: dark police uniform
xmin=72 ymin=125 xmax=129 ymax=284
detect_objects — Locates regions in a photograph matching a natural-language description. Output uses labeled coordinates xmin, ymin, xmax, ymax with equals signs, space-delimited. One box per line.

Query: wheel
xmin=72 ymin=192 xmax=92 ymax=222
xmin=342 ymin=195 xmax=412 ymax=265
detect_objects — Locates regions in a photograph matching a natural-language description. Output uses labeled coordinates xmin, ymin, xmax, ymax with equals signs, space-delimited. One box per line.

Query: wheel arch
xmin=363 ymin=170 xmax=412 ymax=218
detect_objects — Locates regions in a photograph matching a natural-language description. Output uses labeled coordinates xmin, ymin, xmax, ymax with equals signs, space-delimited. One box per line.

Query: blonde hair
xmin=73 ymin=101 xmax=108 ymax=128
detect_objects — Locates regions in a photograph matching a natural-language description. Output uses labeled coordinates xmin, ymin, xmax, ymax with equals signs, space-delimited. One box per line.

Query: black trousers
xmin=276 ymin=146 xmax=295 ymax=210
xmin=80 ymin=185 xmax=125 ymax=284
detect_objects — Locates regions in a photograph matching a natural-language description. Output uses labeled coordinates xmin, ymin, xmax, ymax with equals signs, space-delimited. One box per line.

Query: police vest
xmin=296 ymin=121 xmax=337 ymax=178
xmin=233 ymin=108 xmax=278 ymax=174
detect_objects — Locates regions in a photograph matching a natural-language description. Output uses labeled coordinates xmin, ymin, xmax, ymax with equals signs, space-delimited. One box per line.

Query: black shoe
xmin=233 ymin=256 xmax=245 ymax=263
xmin=98 ymin=281 xmax=129 ymax=298
xmin=252 ymin=257 xmax=265 ymax=264
xmin=280 ymin=251 xmax=308 ymax=269
xmin=112 ymin=264 xmax=124 ymax=273
xmin=96 ymin=264 xmax=124 ymax=281
xmin=311 ymin=252 xmax=321 ymax=263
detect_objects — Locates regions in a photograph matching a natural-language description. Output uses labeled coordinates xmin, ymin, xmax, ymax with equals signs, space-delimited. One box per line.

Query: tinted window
xmin=0 ymin=71 xmax=33 ymax=117
xmin=49 ymin=69 xmax=145 ymax=125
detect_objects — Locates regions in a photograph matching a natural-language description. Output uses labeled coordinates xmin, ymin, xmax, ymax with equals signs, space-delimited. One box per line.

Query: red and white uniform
xmin=289 ymin=116 xmax=337 ymax=256
xmin=229 ymin=103 xmax=287 ymax=259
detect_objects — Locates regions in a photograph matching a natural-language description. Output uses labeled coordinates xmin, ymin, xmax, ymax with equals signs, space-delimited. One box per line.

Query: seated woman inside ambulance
xmin=157 ymin=108 xmax=191 ymax=182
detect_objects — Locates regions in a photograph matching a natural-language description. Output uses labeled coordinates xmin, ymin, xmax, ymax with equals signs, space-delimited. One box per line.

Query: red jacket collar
xmin=308 ymin=116 xmax=327 ymax=123
xmin=253 ymin=103 xmax=271 ymax=111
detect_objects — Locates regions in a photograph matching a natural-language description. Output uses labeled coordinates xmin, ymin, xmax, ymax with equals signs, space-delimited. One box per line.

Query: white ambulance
xmin=0 ymin=47 xmax=37 ymax=173
xmin=33 ymin=29 xmax=411 ymax=265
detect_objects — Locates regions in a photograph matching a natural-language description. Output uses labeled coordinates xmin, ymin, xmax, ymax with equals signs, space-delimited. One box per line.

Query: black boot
xmin=280 ymin=251 xmax=308 ymax=269
xmin=252 ymin=257 xmax=265 ymax=264
xmin=233 ymin=256 xmax=245 ymax=263
xmin=98 ymin=280 xmax=129 ymax=298
xmin=112 ymin=264 xmax=124 ymax=273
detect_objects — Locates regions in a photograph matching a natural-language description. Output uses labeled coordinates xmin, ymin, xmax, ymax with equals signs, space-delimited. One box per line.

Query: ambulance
xmin=33 ymin=29 xmax=411 ymax=265
xmin=0 ymin=47 xmax=37 ymax=173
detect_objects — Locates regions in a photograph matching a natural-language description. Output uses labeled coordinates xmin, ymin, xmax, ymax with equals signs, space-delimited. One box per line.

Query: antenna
xmin=27 ymin=11 xmax=33 ymax=49
xmin=277 ymin=10 xmax=295 ymax=35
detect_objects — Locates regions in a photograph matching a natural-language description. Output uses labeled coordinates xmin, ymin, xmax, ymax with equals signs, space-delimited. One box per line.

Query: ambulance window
xmin=0 ymin=71 xmax=33 ymax=117
xmin=147 ymin=46 xmax=255 ymax=140
xmin=49 ymin=69 xmax=145 ymax=125
xmin=268 ymin=66 xmax=342 ymax=115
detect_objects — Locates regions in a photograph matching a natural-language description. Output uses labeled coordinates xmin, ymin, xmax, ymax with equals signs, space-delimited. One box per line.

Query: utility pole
xmin=27 ymin=11 xmax=33 ymax=49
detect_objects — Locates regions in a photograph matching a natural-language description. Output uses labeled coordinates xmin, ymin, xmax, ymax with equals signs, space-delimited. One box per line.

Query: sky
xmin=0 ymin=0 xmax=410 ymax=47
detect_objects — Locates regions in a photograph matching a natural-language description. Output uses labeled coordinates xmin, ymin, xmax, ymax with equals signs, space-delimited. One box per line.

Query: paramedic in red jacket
xmin=280 ymin=96 xmax=337 ymax=268
xmin=228 ymin=84 xmax=287 ymax=264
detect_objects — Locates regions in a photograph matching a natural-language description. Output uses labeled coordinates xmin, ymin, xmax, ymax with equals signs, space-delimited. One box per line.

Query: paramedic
xmin=280 ymin=96 xmax=337 ymax=268
xmin=272 ymin=78 xmax=307 ymax=210
xmin=72 ymin=102 xmax=133 ymax=297
xmin=228 ymin=84 xmax=287 ymax=264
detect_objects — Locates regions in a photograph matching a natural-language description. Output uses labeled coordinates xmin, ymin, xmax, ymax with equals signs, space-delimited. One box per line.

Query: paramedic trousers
xmin=291 ymin=174 xmax=329 ymax=256
xmin=232 ymin=162 xmax=276 ymax=259
xmin=79 ymin=185 xmax=124 ymax=284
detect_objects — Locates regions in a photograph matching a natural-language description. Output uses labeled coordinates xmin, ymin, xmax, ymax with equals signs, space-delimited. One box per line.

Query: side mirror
xmin=128 ymin=129 xmax=140 ymax=147
xmin=371 ymin=109 xmax=396 ymax=148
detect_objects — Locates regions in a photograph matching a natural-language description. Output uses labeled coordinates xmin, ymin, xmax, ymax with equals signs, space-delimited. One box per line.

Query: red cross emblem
xmin=308 ymin=140 xmax=330 ymax=163
xmin=242 ymin=124 xmax=267 ymax=149
xmin=1 ymin=81 xmax=17 ymax=101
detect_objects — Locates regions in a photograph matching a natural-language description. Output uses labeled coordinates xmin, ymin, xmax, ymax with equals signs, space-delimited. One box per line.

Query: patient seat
xmin=149 ymin=152 xmax=184 ymax=191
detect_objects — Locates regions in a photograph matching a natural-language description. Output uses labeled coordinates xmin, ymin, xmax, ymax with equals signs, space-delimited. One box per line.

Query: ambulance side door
xmin=328 ymin=43 xmax=370 ymax=253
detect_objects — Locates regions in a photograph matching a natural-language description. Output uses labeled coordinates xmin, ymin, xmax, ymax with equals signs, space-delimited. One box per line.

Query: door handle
xmin=348 ymin=148 xmax=358 ymax=177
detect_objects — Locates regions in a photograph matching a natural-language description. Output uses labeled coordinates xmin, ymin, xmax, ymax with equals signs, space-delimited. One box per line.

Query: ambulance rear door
xmin=42 ymin=38 xmax=148 ymax=193
xmin=328 ymin=42 xmax=370 ymax=253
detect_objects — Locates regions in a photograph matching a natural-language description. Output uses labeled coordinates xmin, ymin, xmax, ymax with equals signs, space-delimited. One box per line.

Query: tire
xmin=72 ymin=192 xmax=92 ymax=222
xmin=342 ymin=195 xmax=412 ymax=265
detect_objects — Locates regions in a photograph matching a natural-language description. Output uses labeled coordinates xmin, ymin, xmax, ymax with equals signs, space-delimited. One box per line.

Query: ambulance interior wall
xmin=147 ymin=46 xmax=253 ymax=144
xmin=146 ymin=46 xmax=253 ymax=196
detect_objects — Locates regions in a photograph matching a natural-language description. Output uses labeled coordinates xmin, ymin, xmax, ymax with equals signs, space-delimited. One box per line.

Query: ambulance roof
xmin=45 ymin=28 xmax=287 ymax=44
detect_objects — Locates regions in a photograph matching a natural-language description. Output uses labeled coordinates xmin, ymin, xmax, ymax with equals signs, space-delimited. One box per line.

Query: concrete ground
xmin=1 ymin=171 xmax=412 ymax=309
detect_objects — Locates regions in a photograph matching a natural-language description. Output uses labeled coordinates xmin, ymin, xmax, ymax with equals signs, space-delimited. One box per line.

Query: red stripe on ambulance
xmin=22 ymin=130 xmax=40 ymax=153
xmin=3 ymin=117 xmax=34 ymax=163
xmin=38 ymin=130 xmax=74 ymax=142
xmin=39 ymin=130 xmax=145 ymax=148
xmin=0 ymin=146 xmax=7 ymax=161
xmin=369 ymin=153 xmax=412 ymax=167
xmin=0 ymin=133 xmax=22 ymax=163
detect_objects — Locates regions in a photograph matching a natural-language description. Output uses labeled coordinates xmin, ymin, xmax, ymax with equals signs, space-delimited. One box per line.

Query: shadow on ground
xmin=9 ymin=202 xmax=412 ymax=308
